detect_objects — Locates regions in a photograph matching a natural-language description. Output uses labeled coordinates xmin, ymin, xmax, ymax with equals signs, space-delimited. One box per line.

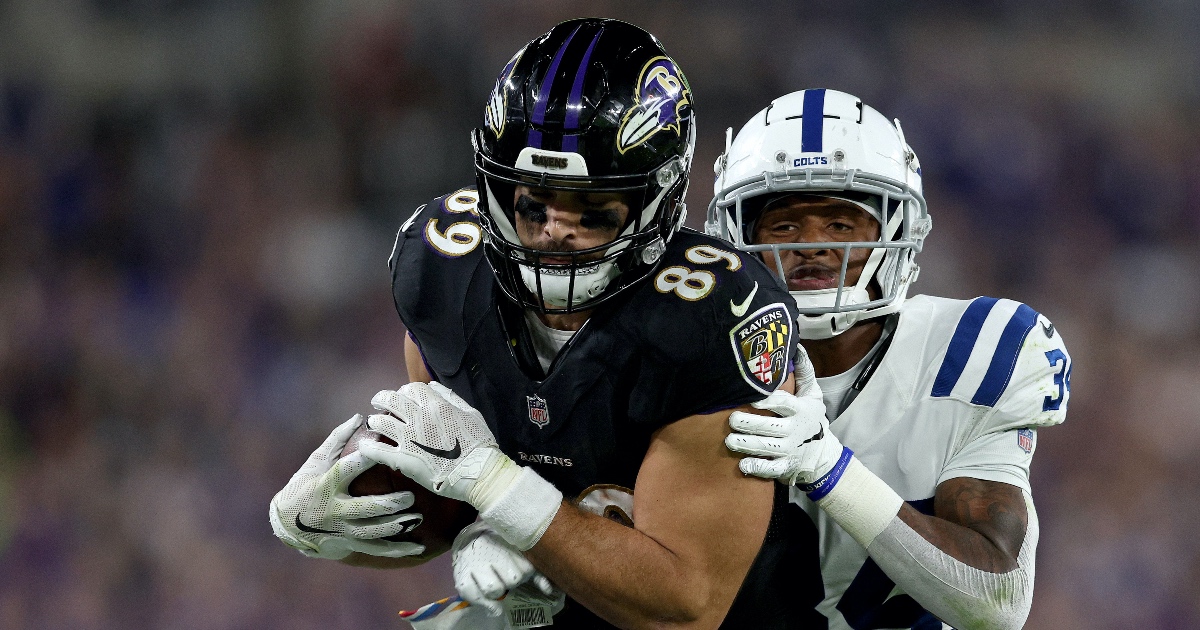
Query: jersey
xmin=794 ymin=294 xmax=1071 ymax=630
xmin=389 ymin=188 xmax=813 ymax=628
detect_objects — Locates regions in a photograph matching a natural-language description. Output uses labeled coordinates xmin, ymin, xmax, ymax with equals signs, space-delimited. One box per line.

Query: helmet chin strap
xmin=519 ymin=262 xmax=620 ymax=309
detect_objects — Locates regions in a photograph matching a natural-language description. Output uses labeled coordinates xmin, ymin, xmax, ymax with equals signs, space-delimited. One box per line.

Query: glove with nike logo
xmin=361 ymin=382 xmax=563 ymax=551
xmin=269 ymin=414 xmax=426 ymax=560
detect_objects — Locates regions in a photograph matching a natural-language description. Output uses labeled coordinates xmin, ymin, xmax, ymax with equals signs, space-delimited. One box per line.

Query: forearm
xmin=897 ymin=488 xmax=1024 ymax=573
xmin=525 ymin=503 xmax=713 ymax=629
xmin=867 ymin=496 xmax=1038 ymax=630
xmin=814 ymin=459 xmax=1034 ymax=629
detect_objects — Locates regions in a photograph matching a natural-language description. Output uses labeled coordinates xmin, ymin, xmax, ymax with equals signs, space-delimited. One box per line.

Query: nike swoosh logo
xmin=295 ymin=515 xmax=337 ymax=535
xmin=731 ymin=281 xmax=759 ymax=317
xmin=1041 ymin=321 xmax=1054 ymax=338
xmin=412 ymin=439 xmax=461 ymax=460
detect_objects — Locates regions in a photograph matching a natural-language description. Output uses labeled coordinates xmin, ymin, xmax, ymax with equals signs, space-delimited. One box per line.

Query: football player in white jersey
xmin=712 ymin=89 xmax=1071 ymax=630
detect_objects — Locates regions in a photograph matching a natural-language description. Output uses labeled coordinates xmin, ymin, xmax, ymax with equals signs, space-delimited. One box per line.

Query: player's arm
xmin=729 ymin=394 xmax=1037 ymax=630
xmin=898 ymin=477 xmax=1028 ymax=571
xmin=404 ymin=333 xmax=434 ymax=384
xmin=729 ymin=392 xmax=1034 ymax=630
xmin=525 ymin=404 xmax=774 ymax=629
xmin=360 ymin=382 xmax=788 ymax=630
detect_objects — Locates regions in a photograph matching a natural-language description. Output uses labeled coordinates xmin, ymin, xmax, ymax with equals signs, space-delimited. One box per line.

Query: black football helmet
xmin=474 ymin=18 xmax=697 ymax=314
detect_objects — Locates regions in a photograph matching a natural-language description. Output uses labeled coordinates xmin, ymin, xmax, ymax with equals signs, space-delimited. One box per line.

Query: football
xmin=340 ymin=423 xmax=477 ymax=560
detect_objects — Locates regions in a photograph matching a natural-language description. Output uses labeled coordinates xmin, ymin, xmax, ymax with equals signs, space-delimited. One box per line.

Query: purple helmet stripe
xmin=530 ymin=24 xmax=580 ymax=128
xmin=527 ymin=129 xmax=543 ymax=148
xmin=561 ymin=28 xmax=603 ymax=153
xmin=564 ymin=28 xmax=603 ymax=131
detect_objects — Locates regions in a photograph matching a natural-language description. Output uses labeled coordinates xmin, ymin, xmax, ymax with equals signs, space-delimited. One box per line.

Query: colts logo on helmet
xmin=616 ymin=56 xmax=691 ymax=154
xmin=486 ymin=48 xmax=525 ymax=138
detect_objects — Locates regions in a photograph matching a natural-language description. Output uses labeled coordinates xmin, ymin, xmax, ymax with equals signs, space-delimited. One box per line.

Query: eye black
xmin=580 ymin=209 xmax=622 ymax=231
xmin=515 ymin=195 xmax=548 ymax=223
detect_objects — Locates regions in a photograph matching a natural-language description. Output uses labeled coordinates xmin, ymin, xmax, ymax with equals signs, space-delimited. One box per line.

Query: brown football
xmin=340 ymin=424 xmax=477 ymax=563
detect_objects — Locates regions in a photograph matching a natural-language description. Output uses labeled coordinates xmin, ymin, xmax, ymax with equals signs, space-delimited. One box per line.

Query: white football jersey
xmin=796 ymin=294 xmax=1070 ymax=630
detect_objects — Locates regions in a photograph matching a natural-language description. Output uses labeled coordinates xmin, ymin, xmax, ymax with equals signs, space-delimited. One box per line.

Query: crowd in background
xmin=1 ymin=1 xmax=1198 ymax=628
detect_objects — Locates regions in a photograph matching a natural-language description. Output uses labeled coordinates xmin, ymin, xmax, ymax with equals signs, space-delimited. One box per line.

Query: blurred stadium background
xmin=1 ymin=0 xmax=1197 ymax=628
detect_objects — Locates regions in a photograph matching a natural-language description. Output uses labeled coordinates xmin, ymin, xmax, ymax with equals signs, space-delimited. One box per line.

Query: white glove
xmin=452 ymin=521 xmax=553 ymax=616
xmin=359 ymin=382 xmax=504 ymax=504
xmin=269 ymin=414 xmax=426 ymax=560
xmin=725 ymin=355 xmax=850 ymax=491
xmin=361 ymin=382 xmax=563 ymax=551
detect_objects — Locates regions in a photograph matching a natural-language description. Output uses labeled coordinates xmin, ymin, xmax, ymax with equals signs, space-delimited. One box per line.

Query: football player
xmin=272 ymin=19 xmax=819 ymax=628
xmin=713 ymin=89 xmax=1071 ymax=629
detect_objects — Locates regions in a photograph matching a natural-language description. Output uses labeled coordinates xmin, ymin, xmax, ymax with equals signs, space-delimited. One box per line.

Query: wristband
xmin=799 ymin=446 xmax=854 ymax=499
xmin=470 ymin=453 xmax=563 ymax=551
xmin=815 ymin=457 xmax=904 ymax=549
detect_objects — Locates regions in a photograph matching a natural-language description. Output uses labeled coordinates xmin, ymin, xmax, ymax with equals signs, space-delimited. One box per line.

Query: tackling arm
xmin=862 ymin=477 xmax=1036 ymax=630
xmin=729 ymin=390 xmax=1036 ymax=629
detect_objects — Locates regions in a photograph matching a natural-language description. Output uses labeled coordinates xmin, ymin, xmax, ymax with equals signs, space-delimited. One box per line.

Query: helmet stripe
xmin=528 ymin=24 xmax=581 ymax=149
xmin=562 ymin=27 xmax=604 ymax=153
xmin=801 ymin=88 xmax=826 ymax=153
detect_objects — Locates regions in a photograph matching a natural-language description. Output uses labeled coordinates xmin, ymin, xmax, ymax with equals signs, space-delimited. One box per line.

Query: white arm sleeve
xmin=865 ymin=490 xmax=1038 ymax=630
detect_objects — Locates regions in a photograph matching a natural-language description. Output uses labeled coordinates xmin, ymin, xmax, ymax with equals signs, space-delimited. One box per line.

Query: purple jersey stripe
xmin=530 ymin=24 xmax=580 ymax=128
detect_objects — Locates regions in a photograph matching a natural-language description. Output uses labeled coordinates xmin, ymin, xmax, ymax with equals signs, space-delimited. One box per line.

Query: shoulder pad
xmin=623 ymin=230 xmax=799 ymax=397
xmin=927 ymin=296 xmax=1070 ymax=433
xmin=390 ymin=187 xmax=490 ymax=375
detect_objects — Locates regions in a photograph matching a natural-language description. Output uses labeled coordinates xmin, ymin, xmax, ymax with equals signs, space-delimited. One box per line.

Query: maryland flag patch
xmin=730 ymin=303 xmax=794 ymax=395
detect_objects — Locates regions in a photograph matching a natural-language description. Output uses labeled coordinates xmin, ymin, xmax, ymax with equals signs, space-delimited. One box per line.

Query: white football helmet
xmin=707 ymin=89 xmax=931 ymax=339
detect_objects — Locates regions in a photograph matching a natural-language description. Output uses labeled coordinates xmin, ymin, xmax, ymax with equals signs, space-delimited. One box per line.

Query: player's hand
xmin=269 ymin=414 xmax=426 ymax=560
xmin=364 ymin=382 xmax=563 ymax=551
xmin=360 ymin=382 xmax=503 ymax=506
xmin=725 ymin=352 xmax=844 ymax=486
xmin=452 ymin=521 xmax=554 ymax=616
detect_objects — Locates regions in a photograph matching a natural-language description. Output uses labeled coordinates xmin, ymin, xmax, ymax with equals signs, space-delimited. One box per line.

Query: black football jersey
xmin=390 ymin=188 xmax=824 ymax=628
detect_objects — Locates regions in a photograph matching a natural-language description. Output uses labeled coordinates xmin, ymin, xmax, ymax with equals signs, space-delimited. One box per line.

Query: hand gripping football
xmin=341 ymin=424 xmax=478 ymax=559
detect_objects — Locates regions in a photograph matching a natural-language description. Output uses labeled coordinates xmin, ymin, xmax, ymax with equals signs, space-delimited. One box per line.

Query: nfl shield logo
xmin=1017 ymin=428 xmax=1034 ymax=454
xmin=527 ymin=394 xmax=550 ymax=429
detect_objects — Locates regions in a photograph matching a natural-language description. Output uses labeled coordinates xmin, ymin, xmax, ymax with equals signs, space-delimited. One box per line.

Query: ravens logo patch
xmin=730 ymin=303 xmax=793 ymax=394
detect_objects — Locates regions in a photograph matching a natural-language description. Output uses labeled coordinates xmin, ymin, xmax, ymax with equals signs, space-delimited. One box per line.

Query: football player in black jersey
xmin=272 ymin=19 xmax=817 ymax=629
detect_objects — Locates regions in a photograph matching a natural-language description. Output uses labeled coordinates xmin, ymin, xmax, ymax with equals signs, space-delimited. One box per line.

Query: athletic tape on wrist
xmin=799 ymin=446 xmax=854 ymax=499
xmin=478 ymin=465 xmax=563 ymax=551
xmin=815 ymin=456 xmax=904 ymax=549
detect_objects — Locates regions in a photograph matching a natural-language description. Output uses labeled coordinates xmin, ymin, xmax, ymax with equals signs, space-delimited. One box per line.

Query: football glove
xmin=361 ymin=382 xmax=562 ymax=551
xmin=726 ymin=353 xmax=847 ymax=488
xmin=269 ymin=414 xmax=425 ymax=560
xmin=452 ymin=521 xmax=554 ymax=616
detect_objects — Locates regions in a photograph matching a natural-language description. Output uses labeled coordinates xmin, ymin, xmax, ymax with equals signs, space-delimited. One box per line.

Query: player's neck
xmin=801 ymin=319 xmax=884 ymax=378
xmin=535 ymin=309 xmax=591 ymax=332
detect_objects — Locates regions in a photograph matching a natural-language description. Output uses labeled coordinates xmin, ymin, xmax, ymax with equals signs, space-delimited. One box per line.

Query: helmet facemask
xmin=476 ymin=142 xmax=689 ymax=314
xmin=711 ymin=166 xmax=929 ymax=339
xmin=707 ymin=89 xmax=932 ymax=339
